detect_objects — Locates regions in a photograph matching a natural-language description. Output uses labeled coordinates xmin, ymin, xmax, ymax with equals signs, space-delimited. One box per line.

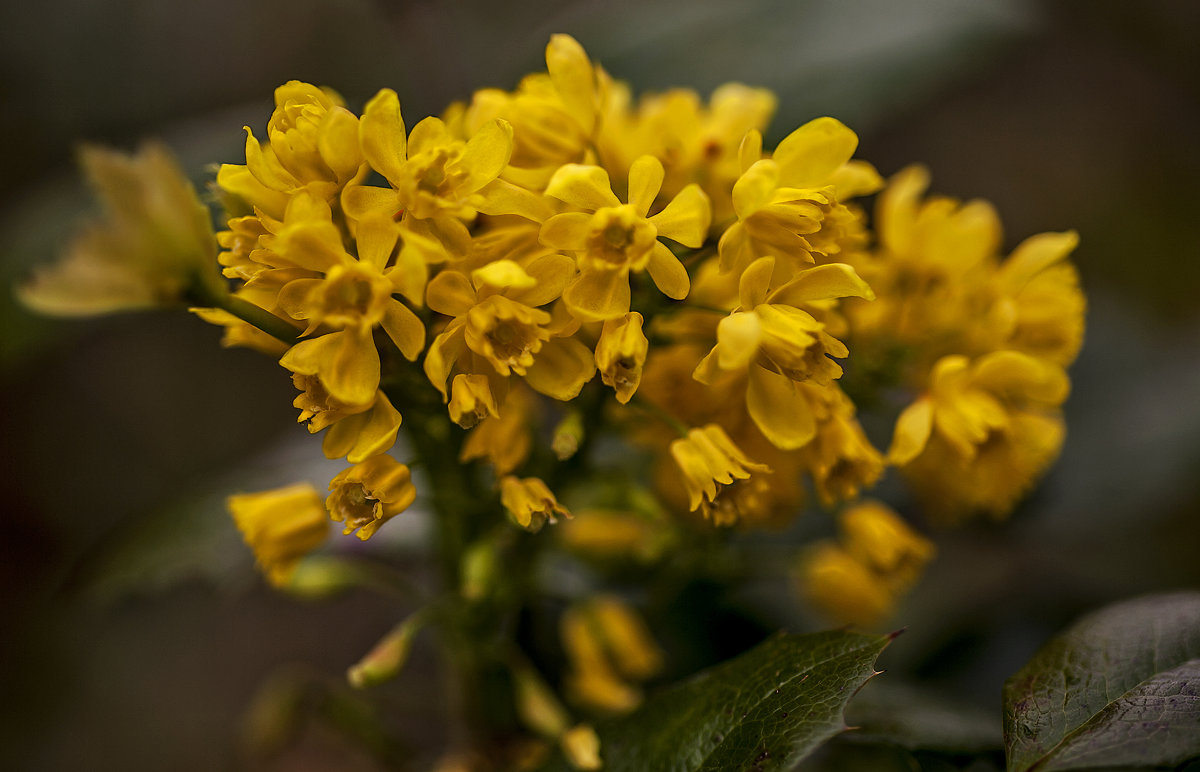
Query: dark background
xmin=2 ymin=1 xmax=1199 ymax=769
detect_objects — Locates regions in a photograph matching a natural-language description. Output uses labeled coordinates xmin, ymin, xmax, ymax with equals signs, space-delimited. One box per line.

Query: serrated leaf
xmin=1003 ymin=592 xmax=1200 ymax=771
xmin=541 ymin=629 xmax=892 ymax=772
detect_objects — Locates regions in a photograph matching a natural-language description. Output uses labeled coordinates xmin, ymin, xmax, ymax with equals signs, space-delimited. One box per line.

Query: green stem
xmin=187 ymin=270 xmax=300 ymax=345
xmin=628 ymin=396 xmax=691 ymax=437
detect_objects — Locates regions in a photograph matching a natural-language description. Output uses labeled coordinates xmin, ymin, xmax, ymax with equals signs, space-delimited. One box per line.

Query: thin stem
xmin=187 ymin=270 xmax=300 ymax=345
xmin=628 ymin=396 xmax=691 ymax=437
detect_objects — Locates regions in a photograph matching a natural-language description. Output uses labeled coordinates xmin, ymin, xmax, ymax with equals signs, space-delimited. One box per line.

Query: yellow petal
xmin=540 ymin=212 xmax=592 ymax=250
xmin=716 ymin=312 xmax=761 ymax=370
xmin=525 ymin=337 xmax=597 ymax=400
xmin=1000 ymin=230 xmax=1080 ymax=291
xmin=746 ymin=366 xmax=816 ymax=449
xmin=627 ymin=155 xmax=665 ymax=217
xmin=878 ymin=165 xmax=929 ymax=256
xmin=382 ymin=299 xmax=426 ymax=361
xmin=355 ymin=212 xmax=400 ymax=271
xmin=360 ymin=89 xmax=407 ymax=187
xmin=425 ymin=269 xmax=476 ymax=317
xmin=563 ymin=268 xmax=630 ymax=322
xmin=342 ymin=184 xmax=399 ymax=223
xmin=457 ymin=119 xmax=514 ymax=194
xmin=546 ymin=33 xmax=597 ymax=135
xmin=509 ymin=253 xmax=575 ymax=308
xmin=767 ymin=262 xmax=874 ymax=306
xmin=646 ymin=242 xmax=690 ymax=300
xmin=318 ymin=107 xmax=363 ymax=183
xmin=828 ymin=159 xmax=883 ymax=199
xmin=243 ymin=127 xmax=297 ymax=191
xmin=649 ymin=184 xmax=711 ymax=248
xmin=422 ymin=321 xmax=467 ymax=398
xmin=217 ymin=163 xmax=288 ymax=220
xmin=280 ymin=330 xmax=380 ymax=405
xmin=731 ymin=160 xmax=779 ymax=220
xmin=475 ymin=178 xmax=556 ymax=222
xmin=772 ymin=117 xmax=858 ymax=188
xmin=406 ymin=116 xmax=450 ymax=157
xmin=545 ymin=164 xmax=620 ymax=211
xmin=738 ymin=256 xmax=776 ymax=310
xmin=738 ymin=129 xmax=763 ymax=173
xmin=346 ymin=394 xmax=403 ymax=463
xmin=888 ymin=398 xmax=934 ymax=465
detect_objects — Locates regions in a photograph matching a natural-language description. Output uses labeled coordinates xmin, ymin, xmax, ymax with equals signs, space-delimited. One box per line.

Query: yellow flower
xmin=460 ymin=385 xmax=535 ymax=475
xmin=500 ymin=476 xmax=571 ymax=532
xmin=718 ymin=117 xmax=881 ymax=281
xmin=995 ymin=230 xmax=1085 ymax=366
xmin=448 ymin=373 xmax=501 ymax=429
xmin=796 ymin=542 xmax=894 ymax=628
xmin=840 ymin=500 xmax=935 ymax=589
xmin=669 ymin=424 xmax=772 ymax=526
xmin=343 ymin=87 xmax=514 ymax=263
xmin=271 ymin=195 xmax=426 ymax=405
xmin=693 ymin=256 xmax=873 ymax=450
xmin=561 ymin=597 xmax=662 ymax=714
xmin=540 ymin=155 xmax=711 ymax=320
xmin=424 ymin=256 xmax=594 ymax=403
xmin=326 ymin=455 xmax=417 ymax=540
xmin=228 ymin=483 xmax=329 ymax=587
xmin=219 ymin=81 xmax=364 ymax=215
xmin=795 ymin=384 xmax=885 ymax=507
xmin=289 ymin=372 xmax=402 ymax=463
xmin=561 ymin=725 xmax=603 ymax=771
xmin=19 ymin=142 xmax=221 ymax=316
xmin=889 ymin=351 xmax=1070 ymax=523
xmin=594 ymin=312 xmax=649 ymax=404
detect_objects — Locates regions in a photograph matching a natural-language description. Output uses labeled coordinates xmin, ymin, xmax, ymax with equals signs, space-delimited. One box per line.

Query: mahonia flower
xmin=289 ymin=372 xmax=402 ymax=463
xmin=798 ymin=499 xmax=934 ymax=626
xmin=594 ymin=312 xmax=649 ymax=404
xmin=424 ymin=256 xmax=594 ymax=403
xmin=20 ymin=143 xmax=222 ymax=316
xmin=500 ymin=476 xmax=571 ymax=532
xmin=540 ymin=155 xmax=712 ymax=321
xmin=994 ymin=230 xmax=1085 ymax=366
xmin=228 ymin=483 xmax=329 ymax=587
xmin=693 ymin=256 xmax=874 ymax=449
xmin=795 ymin=384 xmax=885 ymax=506
xmin=889 ymin=350 xmax=1070 ymax=522
xmin=670 ymin=424 xmax=772 ymax=526
xmin=273 ymin=195 xmax=426 ymax=405
xmin=326 ymin=455 xmax=417 ymax=539
xmin=718 ymin=118 xmax=882 ymax=282
xmin=561 ymin=596 xmax=662 ymax=714
xmin=218 ymin=81 xmax=364 ymax=216
xmin=343 ymin=87 xmax=514 ymax=266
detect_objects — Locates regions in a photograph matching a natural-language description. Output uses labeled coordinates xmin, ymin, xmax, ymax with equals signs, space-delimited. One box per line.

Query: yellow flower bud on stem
xmin=347 ymin=611 xmax=428 ymax=688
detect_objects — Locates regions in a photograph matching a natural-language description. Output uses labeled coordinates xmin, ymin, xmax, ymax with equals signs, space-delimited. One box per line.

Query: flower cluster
xmin=20 ymin=32 xmax=1085 ymax=766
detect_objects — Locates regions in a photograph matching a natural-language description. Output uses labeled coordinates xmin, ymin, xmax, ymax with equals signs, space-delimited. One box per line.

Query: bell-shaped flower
xmin=228 ymin=483 xmax=329 ymax=587
xmin=326 ymin=455 xmax=417 ymax=540
xmin=669 ymin=424 xmax=773 ymax=526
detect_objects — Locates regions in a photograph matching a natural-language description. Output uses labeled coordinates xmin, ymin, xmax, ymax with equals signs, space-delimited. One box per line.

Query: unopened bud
xmin=347 ymin=615 xmax=424 ymax=688
xmin=552 ymin=411 xmax=585 ymax=460
xmin=513 ymin=664 xmax=571 ymax=738
xmin=562 ymin=724 xmax=603 ymax=770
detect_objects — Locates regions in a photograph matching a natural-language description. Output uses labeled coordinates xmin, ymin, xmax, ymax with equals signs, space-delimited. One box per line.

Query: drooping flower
xmin=288 ymin=371 xmax=402 ymax=463
xmin=594 ymin=311 xmax=649 ymax=404
xmin=560 ymin=596 xmax=662 ymax=714
xmin=500 ymin=476 xmax=571 ymax=532
xmin=669 ymin=424 xmax=772 ymax=526
xmin=228 ymin=483 xmax=329 ymax=587
xmin=326 ymin=455 xmax=417 ymax=540
xmin=540 ymin=155 xmax=711 ymax=321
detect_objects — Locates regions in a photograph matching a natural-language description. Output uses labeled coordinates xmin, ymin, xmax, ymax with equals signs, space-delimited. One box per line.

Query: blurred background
xmin=2 ymin=0 xmax=1199 ymax=769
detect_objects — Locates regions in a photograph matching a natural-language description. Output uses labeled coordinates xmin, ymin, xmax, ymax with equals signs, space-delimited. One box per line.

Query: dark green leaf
xmin=541 ymin=629 xmax=892 ymax=772
xmin=1003 ymin=591 xmax=1200 ymax=771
